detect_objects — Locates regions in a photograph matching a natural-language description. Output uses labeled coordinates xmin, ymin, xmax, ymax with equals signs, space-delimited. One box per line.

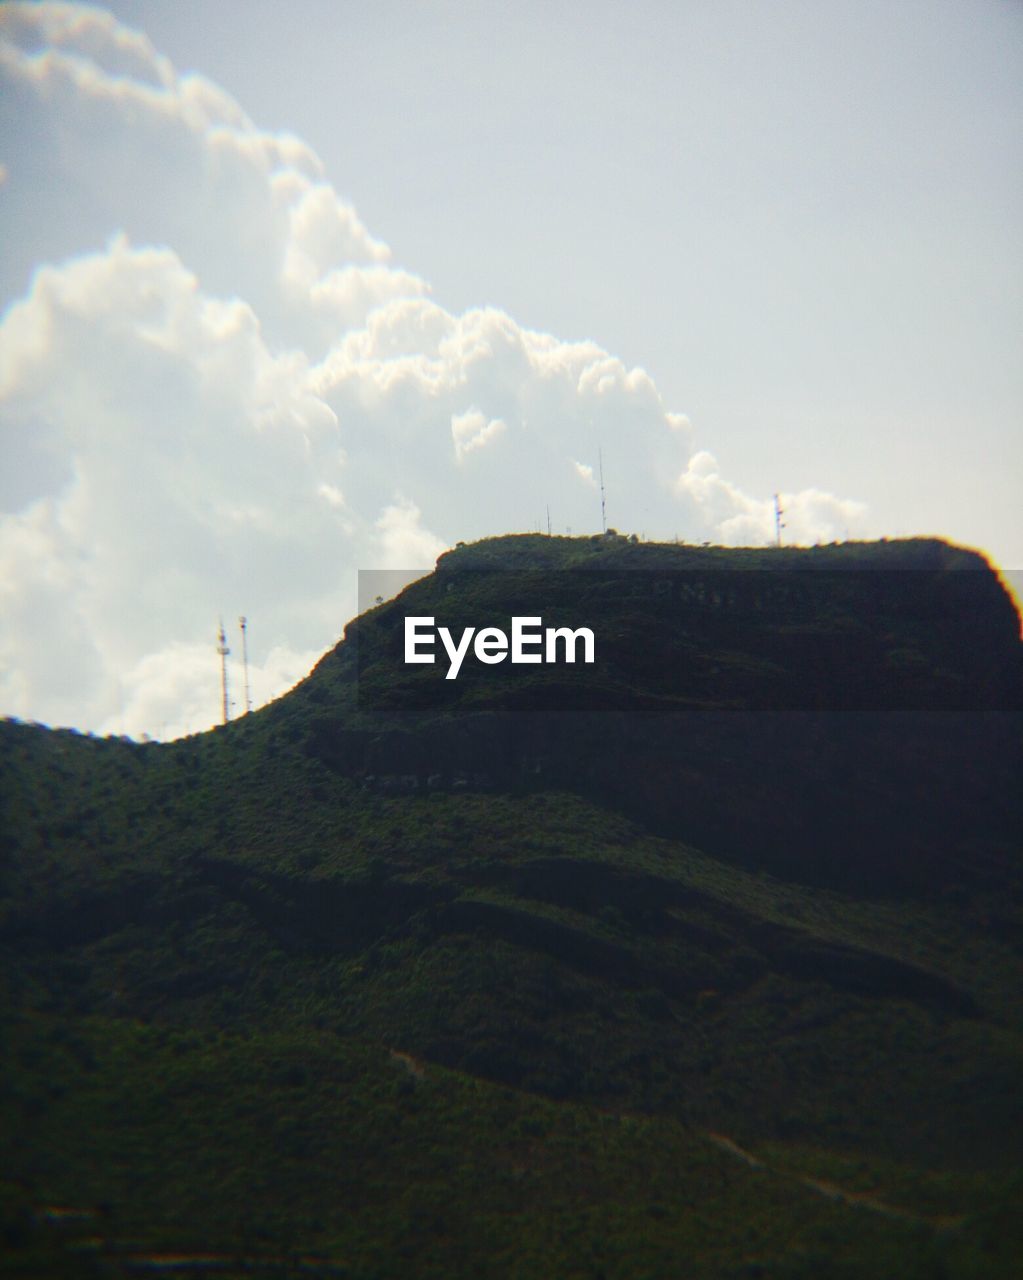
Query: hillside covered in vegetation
xmin=1 ymin=534 xmax=1021 ymax=1278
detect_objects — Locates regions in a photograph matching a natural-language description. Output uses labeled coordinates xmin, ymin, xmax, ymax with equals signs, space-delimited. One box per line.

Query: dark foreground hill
xmin=1 ymin=534 xmax=1021 ymax=1278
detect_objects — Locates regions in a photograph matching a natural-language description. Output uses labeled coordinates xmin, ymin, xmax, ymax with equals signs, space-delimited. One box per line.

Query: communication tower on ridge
xmin=239 ymin=616 xmax=252 ymax=715
xmin=599 ymin=448 xmax=607 ymax=534
xmin=774 ymin=493 xmax=786 ymax=547
xmin=217 ymin=619 xmax=231 ymax=725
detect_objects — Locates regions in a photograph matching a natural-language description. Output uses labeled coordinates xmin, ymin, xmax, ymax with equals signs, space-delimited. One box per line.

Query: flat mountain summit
xmin=2 ymin=534 xmax=1021 ymax=1278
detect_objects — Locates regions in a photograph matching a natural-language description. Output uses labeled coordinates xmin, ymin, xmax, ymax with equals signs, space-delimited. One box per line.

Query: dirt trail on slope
xmin=703 ymin=1131 xmax=965 ymax=1229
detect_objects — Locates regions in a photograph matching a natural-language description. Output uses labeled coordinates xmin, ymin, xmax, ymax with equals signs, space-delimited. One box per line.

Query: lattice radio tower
xmin=239 ymin=616 xmax=252 ymax=715
xmin=216 ymin=619 xmax=231 ymax=725
xmin=774 ymin=493 xmax=786 ymax=547
xmin=599 ymin=448 xmax=607 ymax=534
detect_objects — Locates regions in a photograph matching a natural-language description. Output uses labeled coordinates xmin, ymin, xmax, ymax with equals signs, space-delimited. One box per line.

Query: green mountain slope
xmin=1 ymin=535 xmax=1021 ymax=1278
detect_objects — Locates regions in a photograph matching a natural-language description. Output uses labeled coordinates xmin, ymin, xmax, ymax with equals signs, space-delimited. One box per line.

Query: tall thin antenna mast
xmin=598 ymin=448 xmax=607 ymax=533
xmin=774 ymin=493 xmax=785 ymax=547
xmin=546 ymin=505 xmax=552 ymax=537
xmin=239 ymin=616 xmax=252 ymax=715
xmin=217 ymin=619 xmax=231 ymax=725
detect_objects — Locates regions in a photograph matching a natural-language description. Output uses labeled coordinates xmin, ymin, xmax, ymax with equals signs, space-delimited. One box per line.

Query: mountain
xmin=2 ymin=534 xmax=1021 ymax=1278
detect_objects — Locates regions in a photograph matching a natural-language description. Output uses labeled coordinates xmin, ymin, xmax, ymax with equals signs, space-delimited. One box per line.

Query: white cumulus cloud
xmin=0 ymin=2 xmax=868 ymax=738
xmin=451 ymin=408 xmax=507 ymax=462
xmin=676 ymin=451 xmax=868 ymax=545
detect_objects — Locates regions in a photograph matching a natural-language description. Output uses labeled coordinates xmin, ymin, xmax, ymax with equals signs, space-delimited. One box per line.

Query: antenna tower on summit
xmin=599 ymin=448 xmax=607 ymax=534
xmin=217 ymin=619 xmax=231 ymax=725
xmin=239 ymin=616 xmax=252 ymax=715
xmin=774 ymin=493 xmax=786 ymax=547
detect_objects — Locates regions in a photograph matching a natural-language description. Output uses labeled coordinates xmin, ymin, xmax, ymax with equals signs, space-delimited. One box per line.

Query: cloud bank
xmin=0 ymin=2 xmax=867 ymax=738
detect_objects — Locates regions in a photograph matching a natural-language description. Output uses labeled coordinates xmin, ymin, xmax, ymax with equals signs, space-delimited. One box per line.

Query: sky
xmin=1 ymin=0 xmax=1020 ymax=739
